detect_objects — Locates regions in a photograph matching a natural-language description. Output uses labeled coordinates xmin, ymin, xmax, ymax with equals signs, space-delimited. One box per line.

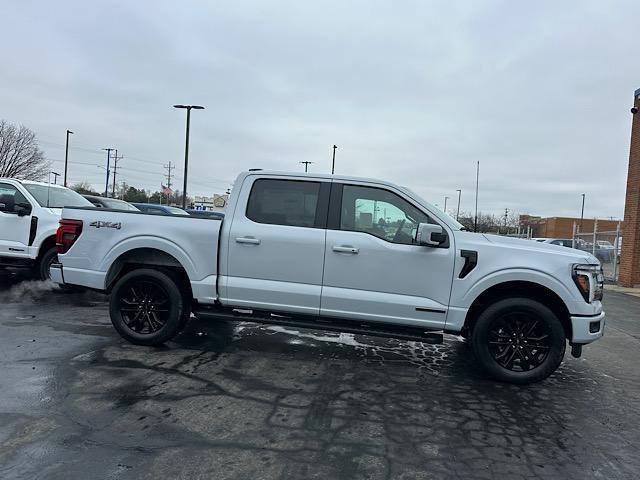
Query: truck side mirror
xmin=15 ymin=202 xmax=32 ymax=217
xmin=416 ymin=222 xmax=447 ymax=247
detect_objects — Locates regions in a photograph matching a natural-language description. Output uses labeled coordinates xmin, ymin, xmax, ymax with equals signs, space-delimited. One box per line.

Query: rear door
xmin=320 ymin=182 xmax=455 ymax=329
xmin=223 ymin=176 xmax=330 ymax=315
xmin=0 ymin=182 xmax=32 ymax=258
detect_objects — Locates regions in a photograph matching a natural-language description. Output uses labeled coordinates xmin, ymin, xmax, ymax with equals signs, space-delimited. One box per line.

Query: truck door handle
xmin=236 ymin=237 xmax=261 ymax=245
xmin=332 ymin=245 xmax=359 ymax=254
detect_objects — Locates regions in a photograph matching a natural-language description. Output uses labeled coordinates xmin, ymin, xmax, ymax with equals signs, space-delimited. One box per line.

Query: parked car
xmin=533 ymin=238 xmax=575 ymax=248
xmin=185 ymin=209 xmax=225 ymax=219
xmin=130 ymin=203 xmax=190 ymax=215
xmin=52 ymin=170 xmax=605 ymax=384
xmin=83 ymin=195 xmax=140 ymax=211
xmin=0 ymin=178 xmax=94 ymax=280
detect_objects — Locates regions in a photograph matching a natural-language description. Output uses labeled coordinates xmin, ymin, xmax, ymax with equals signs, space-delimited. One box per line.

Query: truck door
xmin=321 ymin=183 xmax=455 ymax=329
xmin=0 ymin=182 xmax=32 ymax=258
xmin=223 ymin=176 xmax=330 ymax=315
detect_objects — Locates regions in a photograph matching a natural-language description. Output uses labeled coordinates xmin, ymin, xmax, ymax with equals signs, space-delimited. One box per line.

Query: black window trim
xmin=245 ymin=177 xmax=330 ymax=229
xmin=328 ymin=182 xmax=449 ymax=248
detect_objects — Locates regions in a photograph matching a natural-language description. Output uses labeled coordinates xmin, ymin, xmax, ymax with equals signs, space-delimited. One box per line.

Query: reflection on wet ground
xmin=0 ymin=273 xmax=639 ymax=479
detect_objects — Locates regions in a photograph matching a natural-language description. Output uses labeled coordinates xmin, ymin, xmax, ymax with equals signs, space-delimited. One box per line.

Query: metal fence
xmin=572 ymin=221 xmax=622 ymax=282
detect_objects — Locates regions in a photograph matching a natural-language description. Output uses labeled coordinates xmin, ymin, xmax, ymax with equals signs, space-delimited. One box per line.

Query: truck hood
xmin=481 ymin=233 xmax=599 ymax=264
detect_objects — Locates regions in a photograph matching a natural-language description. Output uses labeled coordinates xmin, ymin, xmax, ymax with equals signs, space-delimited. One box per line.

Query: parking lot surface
xmin=0 ymin=270 xmax=639 ymax=479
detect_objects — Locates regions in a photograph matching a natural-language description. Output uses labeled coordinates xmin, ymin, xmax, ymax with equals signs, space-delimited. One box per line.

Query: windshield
xmin=23 ymin=184 xmax=94 ymax=208
xmin=101 ymin=198 xmax=139 ymax=211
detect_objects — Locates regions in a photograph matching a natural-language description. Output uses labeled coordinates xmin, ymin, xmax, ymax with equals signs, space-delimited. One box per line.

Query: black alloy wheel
xmin=470 ymin=297 xmax=566 ymax=384
xmin=109 ymin=268 xmax=190 ymax=345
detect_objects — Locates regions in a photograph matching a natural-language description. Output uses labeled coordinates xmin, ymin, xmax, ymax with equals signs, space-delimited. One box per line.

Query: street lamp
xmin=63 ymin=130 xmax=73 ymax=187
xmin=49 ymin=171 xmax=61 ymax=185
xmin=443 ymin=196 xmax=450 ymax=213
xmin=173 ymin=104 xmax=205 ymax=208
xmin=456 ymin=189 xmax=462 ymax=221
xmin=580 ymin=193 xmax=586 ymax=230
xmin=331 ymin=145 xmax=337 ymax=174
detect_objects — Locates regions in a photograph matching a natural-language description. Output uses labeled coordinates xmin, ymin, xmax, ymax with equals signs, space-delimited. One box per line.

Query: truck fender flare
xmin=100 ymin=236 xmax=198 ymax=281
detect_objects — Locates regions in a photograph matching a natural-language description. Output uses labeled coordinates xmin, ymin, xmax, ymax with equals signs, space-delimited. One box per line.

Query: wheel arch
xmin=36 ymin=235 xmax=57 ymax=260
xmin=105 ymin=247 xmax=192 ymax=300
xmin=462 ymin=280 xmax=572 ymax=340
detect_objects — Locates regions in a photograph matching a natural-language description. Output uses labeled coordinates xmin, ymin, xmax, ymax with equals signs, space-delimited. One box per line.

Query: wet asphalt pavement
xmin=0 ymin=269 xmax=639 ymax=480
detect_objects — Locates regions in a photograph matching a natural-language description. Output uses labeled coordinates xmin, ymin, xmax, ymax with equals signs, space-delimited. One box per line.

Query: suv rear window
xmin=246 ymin=179 xmax=320 ymax=227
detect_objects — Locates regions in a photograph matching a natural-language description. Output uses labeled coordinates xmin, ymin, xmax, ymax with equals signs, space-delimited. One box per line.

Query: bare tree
xmin=0 ymin=120 xmax=50 ymax=180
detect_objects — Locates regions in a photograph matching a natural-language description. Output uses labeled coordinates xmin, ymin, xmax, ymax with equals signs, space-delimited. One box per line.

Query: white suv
xmin=0 ymin=178 xmax=93 ymax=280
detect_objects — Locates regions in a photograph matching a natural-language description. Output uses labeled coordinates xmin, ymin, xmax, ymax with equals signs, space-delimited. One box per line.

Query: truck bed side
xmin=58 ymin=207 xmax=222 ymax=304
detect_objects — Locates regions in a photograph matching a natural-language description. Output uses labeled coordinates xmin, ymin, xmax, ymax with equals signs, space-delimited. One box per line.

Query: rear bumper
xmin=570 ymin=311 xmax=605 ymax=344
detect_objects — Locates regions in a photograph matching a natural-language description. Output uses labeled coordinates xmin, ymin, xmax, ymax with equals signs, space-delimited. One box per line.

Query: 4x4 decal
xmin=89 ymin=220 xmax=121 ymax=230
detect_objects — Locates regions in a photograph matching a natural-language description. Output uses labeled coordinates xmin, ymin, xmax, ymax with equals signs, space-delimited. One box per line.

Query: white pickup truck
xmin=51 ymin=170 xmax=605 ymax=383
xmin=0 ymin=178 xmax=94 ymax=279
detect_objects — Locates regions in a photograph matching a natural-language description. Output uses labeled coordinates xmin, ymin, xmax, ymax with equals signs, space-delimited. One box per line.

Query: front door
xmin=0 ymin=182 xmax=32 ymax=258
xmin=321 ymin=183 xmax=456 ymax=329
xmin=223 ymin=176 xmax=330 ymax=315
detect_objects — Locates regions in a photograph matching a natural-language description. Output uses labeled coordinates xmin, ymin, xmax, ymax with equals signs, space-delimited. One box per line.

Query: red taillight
xmin=56 ymin=219 xmax=83 ymax=254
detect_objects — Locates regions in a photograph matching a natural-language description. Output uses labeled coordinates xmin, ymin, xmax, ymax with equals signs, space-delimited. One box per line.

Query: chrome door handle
xmin=236 ymin=237 xmax=261 ymax=245
xmin=332 ymin=245 xmax=359 ymax=254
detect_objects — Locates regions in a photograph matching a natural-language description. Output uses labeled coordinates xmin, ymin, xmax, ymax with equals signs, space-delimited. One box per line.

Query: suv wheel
xmin=470 ymin=297 xmax=566 ymax=384
xmin=109 ymin=268 xmax=190 ymax=345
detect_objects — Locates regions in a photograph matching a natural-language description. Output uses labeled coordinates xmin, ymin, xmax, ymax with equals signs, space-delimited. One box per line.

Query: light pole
xmin=456 ymin=189 xmax=462 ymax=221
xmin=102 ymin=148 xmax=114 ymax=197
xmin=580 ymin=193 xmax=586 ymax=230
xmin=300 ymin=161 xmax=313 ymax=172
xmin=173 ymin=104 xmax=205 ymax=209
xmin=443 ymin=196 xmax=450 ymax=214
xmin=63 ymin=130 xmax=73 ymax=187
xmin=331 ymin=145 xmax=337 ymax=174
xmin=49 ymin=171 xmax=61 ymax=185
xmin=474 ymin=161 xmax=480 ymax=232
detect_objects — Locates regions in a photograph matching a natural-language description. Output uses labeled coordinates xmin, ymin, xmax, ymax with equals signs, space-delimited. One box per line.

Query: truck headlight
xmin=572 ymin=264 xmax=604 ymax=303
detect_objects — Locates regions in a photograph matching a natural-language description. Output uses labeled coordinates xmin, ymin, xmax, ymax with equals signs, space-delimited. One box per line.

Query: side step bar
xmin=193 ymin=307 xmax=444 ymax=344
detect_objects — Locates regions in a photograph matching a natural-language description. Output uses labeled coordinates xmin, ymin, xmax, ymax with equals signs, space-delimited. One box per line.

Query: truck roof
xmin=0 ymin=178 xmax=69 ymax=189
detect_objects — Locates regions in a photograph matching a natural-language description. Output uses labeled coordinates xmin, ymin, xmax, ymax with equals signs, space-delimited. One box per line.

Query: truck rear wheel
xmin=37 ymin=247 xmax=58 ymax=281
xmin=109 ymin=268 xmax=190 ymax=345
xmin=470 ymin=297 xmax=566 ymax=384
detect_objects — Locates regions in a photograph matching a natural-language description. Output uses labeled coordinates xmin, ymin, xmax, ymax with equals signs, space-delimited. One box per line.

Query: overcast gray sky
xmin=1 ymin=0 xmax=637 ymax=218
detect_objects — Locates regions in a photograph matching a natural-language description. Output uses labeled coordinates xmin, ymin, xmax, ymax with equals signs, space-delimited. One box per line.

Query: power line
xmin=163 ymin=161 xmax=174 ymax=190
xmin=112 ymin=153 xmax=124 ymax=198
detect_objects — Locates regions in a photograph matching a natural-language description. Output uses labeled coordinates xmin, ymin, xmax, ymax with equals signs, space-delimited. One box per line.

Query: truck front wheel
xmin=470 ymin=297 xmax=566 ymax=384
xmin=109 ymin=268 xmax=190 ymax=345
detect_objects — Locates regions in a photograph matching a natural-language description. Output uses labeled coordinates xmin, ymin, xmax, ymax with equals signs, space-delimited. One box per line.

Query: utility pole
xmin=504 ymin=208 xmax=509 ymax=234
xmin=163 ymin=161 xmax=174 ymax=205
xmin=331 ymin=145 xmax=337 ymax=174
xmin=443 ymin=196 xmax=450 ymax=214
xmin=300 ymin=161 xmax=313 ymax=172
xmin=102 ymin=148 xmax=114 ymax=197
xmin=474 ymin=161 xmax=479 ymax=232
xmin=580 ymin=193 xmax=586 ymax=231
xmin=111 ymin=151 xmax=123 ymax=198
xmin=456 ymin=189 xmax=462 ymax=221
xmin=63 ymin=130 xmax=73 ymax=187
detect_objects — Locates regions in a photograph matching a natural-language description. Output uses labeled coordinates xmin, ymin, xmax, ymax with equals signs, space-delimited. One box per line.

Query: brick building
xmin=620 ymin=88 xmax=640 ymax=286
xmin=519 ymin=215 xmax=622 ymax=239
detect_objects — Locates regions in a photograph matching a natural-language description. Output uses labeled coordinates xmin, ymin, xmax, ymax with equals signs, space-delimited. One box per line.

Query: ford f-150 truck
xmin=0 ymin=178 xmax=94 ymax=279
xmin=51 ymin=171 xmax=605 ymax=384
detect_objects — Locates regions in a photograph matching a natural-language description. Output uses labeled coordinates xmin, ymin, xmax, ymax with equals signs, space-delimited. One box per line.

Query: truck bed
xmin=56 ymin=207 xmax=222 ymax=303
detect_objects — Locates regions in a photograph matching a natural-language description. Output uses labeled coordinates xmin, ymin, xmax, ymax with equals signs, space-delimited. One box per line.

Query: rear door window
xmin=246 ymin=179 xmax=322 ymax=228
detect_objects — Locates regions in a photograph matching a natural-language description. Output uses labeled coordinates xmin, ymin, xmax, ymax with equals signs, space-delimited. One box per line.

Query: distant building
xmin=194 ymin=194 xmax=229 ymax=213
xmin=519 ymin=215 xmax=622 ymax=239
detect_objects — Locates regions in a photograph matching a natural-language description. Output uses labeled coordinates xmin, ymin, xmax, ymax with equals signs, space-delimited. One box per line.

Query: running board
xmin=193 ymin=307 xmax=444 ymax=344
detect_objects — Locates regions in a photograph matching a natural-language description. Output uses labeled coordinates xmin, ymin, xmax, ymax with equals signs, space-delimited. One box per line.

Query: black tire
xmin=109 ymin=268 xmax=190 ymax=346
xmin=37 ymin=247 xmax=58 ymax=281
xmin=470 ymin=297 xmax=566 ymax=384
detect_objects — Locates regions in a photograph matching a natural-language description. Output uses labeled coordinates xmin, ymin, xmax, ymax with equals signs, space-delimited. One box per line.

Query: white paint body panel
xmin=0 ymin=178 xmax=66 ymax=260
xmin=56 ymin=170 xmax=605 ymax=345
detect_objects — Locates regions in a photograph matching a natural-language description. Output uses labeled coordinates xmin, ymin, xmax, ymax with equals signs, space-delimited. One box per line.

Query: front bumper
xmin=50 ymin=262 xmax=64 ymax=284
xmin=570 ymin=311 xmax=605 ymax=344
